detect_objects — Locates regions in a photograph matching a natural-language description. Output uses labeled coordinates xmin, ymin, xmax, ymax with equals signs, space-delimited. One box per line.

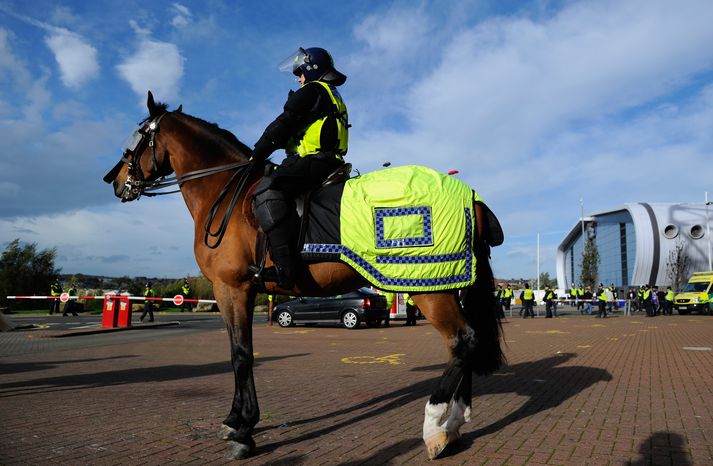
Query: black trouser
xmin=62 ymin=301 xmax=78 ymax=316
xmin=598 ymin=300 xmax=607 ymax=317
xmin=545 ymin=300 xmax=554 ymax=318
xmin=503 ymin=297 xmax=511 ymax=311
xmin=254 ymin=154 xmax=343 ymax=271
xmin=49 ymin=298 xmax=61 ymax=314
xmin=141 ymin=301 xmax=155 ymax=322
xmin=522 ymin=301 xmax=534 ymax=317
xmin=405 ymin=304 xmax=417 ymax=325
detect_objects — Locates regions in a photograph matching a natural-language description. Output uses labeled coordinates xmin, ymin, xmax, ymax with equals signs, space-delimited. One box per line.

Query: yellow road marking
xmin=341 ymin=353 xmax=405 ymax=365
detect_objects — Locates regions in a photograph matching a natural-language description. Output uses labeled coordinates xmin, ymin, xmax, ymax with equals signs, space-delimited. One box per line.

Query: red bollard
xmin=101 ymin=295 xmax=119 ymax=328
xmin=116 ymin=296 xmax=132 ymax=327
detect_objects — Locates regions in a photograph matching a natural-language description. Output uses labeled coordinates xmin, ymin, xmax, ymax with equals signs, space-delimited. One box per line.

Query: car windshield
xmin=682 ymin=282 xmax=710 ymax=293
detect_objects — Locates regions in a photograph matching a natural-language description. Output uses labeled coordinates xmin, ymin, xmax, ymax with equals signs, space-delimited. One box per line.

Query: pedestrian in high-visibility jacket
xmin=49 ymin=279 xmax=62 ymax=315
xmin=141 ymin=282 xmax=155 ymax=322
xmin=521 ymin=283 xmax=535 ymax=318
xmin=596 ymin=283 xmax=608 ymax=318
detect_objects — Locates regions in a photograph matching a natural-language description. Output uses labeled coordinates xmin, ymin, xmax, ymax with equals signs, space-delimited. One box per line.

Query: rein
xmin=108 ymin=110 xmax=259 ymax=249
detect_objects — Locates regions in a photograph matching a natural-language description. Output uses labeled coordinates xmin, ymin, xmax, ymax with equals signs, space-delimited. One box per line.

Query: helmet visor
xmin=278 ymin=47 xmax=309 ymax=76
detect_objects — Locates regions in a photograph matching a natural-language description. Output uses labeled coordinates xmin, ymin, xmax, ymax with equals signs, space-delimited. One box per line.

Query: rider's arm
xmin=252 ymin=84 xmax=326 ymax=161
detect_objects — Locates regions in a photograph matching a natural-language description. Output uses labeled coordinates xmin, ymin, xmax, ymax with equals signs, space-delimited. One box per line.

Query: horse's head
xmin=103 ymin=91 xmax=178 ymax=202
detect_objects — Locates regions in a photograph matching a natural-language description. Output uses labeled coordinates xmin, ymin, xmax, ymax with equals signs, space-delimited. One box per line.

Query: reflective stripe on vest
xmin=287 ymin=81 xmax=348 ymax=158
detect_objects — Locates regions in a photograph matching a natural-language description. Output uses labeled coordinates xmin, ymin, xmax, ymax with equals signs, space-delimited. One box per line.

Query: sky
xmin=1 ymin=0 xmax=712 ymax=281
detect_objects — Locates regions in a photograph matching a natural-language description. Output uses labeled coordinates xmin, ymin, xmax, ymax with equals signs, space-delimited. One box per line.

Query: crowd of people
xmin=495 ymin=282 xmax=676 ymax=318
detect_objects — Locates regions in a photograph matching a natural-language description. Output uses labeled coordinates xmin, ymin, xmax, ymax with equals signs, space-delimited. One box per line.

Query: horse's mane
xmin=147 ymin=101 xmax=253 ymax=157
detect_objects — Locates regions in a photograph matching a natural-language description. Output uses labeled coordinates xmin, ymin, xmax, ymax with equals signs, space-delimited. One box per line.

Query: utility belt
xmin=286 ymin=150 xmax=345 ymax=162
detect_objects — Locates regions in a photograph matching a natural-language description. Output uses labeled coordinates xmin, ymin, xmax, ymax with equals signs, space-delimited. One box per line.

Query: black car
xmin=272 ymin=288 xmax=390 ymax=329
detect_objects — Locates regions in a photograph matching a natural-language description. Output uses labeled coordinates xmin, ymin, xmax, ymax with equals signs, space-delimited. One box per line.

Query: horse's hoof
xmin=424 ymin=431 xmax=449 ymax=460
xmin=217 ymin=423 xmax=237 ymax=440
xmin=225 ymin=440 xmax=254 ymax=459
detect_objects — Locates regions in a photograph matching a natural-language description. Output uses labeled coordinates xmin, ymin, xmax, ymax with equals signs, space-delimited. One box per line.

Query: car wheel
xmin=342 ymin=310 xmax=359 ymax=329
xmin=276 ymin=310 xmax=294 ymax=327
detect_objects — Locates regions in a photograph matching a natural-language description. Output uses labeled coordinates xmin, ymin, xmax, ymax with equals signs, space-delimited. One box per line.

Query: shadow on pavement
xmin=0 ymin=353 xmax=310 ymax=397
xmin=628 ymin=432 xmax=692 ymax=466
xmin=256 ymin=352 xmax=611 ymax=462
xmin=0 ymin=355 xmax=137 ymax=375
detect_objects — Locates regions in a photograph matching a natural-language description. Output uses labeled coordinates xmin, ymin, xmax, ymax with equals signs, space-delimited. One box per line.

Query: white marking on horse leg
xmin=423 ymin=401 xmax=449 ymax=459
xmin=217 ymin=423 xmax=237 ymax=440
xmin=444 ymin=399 xmax=469 ymax=443
xmin=423 ymin=401 xmax=448 ymax=439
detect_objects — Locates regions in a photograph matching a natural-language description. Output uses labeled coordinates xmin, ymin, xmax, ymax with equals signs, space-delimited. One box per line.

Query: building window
xmin=620 ymin=223 xmax=628 ymax=287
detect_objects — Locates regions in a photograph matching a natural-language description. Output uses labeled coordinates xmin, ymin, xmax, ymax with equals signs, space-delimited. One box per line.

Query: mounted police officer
xmin=249 ymin=47 xmax=349 ymax=289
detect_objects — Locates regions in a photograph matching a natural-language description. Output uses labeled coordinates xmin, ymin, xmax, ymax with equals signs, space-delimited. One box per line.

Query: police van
xmin=674 ymin=271 xmax=713 ymax=315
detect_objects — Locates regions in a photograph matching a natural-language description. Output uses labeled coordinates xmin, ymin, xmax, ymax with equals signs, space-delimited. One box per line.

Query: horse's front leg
xmin=215 ymin=287 xmax=259 ymax=459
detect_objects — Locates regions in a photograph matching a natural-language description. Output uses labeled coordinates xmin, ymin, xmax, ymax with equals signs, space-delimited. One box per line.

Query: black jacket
xmin=253 ymin=82 xmax=341 ymax=160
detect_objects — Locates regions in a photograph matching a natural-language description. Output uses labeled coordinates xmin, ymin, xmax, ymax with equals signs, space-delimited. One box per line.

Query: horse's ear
xmin=176 ymin=104 xmax=183 ymax=113
xmin=147 ymin=91 xmax=156 ymax=116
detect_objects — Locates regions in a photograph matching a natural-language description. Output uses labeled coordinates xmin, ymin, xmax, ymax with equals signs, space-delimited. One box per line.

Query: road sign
xmin=173 ymin=295 xmax=184 ymax=306
xmin=60 ymin=292 xmax=70 ymax=303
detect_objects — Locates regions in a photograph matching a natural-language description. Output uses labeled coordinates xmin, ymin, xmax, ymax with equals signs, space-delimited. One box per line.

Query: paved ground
xmin=1 ymin=312 xmax=712 ymax=465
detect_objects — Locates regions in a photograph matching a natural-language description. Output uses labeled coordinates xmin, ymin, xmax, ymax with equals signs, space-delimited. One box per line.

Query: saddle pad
xmin=302 ymin=165 xmax=483 ymax=292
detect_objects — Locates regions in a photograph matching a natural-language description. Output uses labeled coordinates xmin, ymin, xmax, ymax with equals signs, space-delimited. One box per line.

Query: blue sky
xmin=1 ymin=0 xmax=712 ymax=281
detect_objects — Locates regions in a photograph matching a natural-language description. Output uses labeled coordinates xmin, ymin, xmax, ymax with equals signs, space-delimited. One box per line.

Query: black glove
xmin=252 ymin=137 xmax=274 ymax=161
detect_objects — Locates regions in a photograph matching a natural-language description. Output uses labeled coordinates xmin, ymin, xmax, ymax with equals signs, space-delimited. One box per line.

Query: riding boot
xmin=262 ymin=226 xmax=301 ymax=289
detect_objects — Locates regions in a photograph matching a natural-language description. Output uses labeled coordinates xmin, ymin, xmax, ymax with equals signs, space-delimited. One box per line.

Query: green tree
xmin=0 ymin=239 xmax=60 ymax=309
xmin=580 ymin=238 xmax=599 ymax=290
xmin=538 ymin=272 xmax=557 ymax=288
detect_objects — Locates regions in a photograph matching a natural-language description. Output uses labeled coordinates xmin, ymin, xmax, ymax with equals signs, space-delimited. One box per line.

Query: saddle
xmin=250 ymin=163 xmax=352 ymax=284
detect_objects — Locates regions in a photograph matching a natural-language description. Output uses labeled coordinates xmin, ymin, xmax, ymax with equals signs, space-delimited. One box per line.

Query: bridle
xmin=103 ymin=110 xmax=257 ymax=248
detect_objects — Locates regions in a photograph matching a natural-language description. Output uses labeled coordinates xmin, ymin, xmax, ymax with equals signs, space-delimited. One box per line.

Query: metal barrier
xmin=5 ymin=294 xmax=218 ymax=329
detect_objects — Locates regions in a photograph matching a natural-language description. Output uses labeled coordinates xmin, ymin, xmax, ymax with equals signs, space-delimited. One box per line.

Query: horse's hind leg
xmin=415 ymin=293 xmax=477 ymax=459
xmin=214 ymin=284 xmax=260 ymax=459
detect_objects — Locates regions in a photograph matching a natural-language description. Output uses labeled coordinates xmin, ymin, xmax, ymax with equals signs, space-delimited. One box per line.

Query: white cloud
xmin=0 ymin=28 xmax=33 ymax=86
xmin=170 ymin=3 xmax=193 ymax=28
xmin=44 ymin=29 xmax=99 ymax=88
xmin=0 ymin=9 xmax=99 ymax=89
xmin=0 ymin=198 xmax=199 ymax=277
xmin=117 ymin=33 xmax=185 ymax=102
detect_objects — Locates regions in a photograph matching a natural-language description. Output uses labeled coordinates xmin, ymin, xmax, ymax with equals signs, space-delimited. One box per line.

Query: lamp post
xmin=536 ymin=233 xmax=540 ymax=290
xmin=706 ymin=192 xmax=711 ymax=271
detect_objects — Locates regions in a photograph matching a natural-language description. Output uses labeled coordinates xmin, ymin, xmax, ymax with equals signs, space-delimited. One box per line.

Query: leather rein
xmin=104 ymin=110 xmax=257 ymax=249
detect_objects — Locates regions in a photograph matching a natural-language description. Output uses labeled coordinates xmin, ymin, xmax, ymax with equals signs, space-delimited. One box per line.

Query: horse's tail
xmin=462 ymin=202 xmax=505 ymax=375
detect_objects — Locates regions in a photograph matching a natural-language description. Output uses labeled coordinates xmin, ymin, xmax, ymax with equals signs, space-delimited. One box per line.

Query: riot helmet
xmin=278 ymin=47 xmax=347 ymax=86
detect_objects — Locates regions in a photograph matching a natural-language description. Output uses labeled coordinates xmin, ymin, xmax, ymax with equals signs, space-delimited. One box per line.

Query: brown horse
xmin=104 ymin=91 xmax=504 ymax=460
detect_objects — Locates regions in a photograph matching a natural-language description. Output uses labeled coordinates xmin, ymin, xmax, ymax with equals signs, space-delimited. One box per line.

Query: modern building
xmin=556 ymin=203 xmax=711 ymax=290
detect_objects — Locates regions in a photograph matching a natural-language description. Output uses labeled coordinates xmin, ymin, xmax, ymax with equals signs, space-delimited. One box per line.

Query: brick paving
xmin=1 ymin=314 xmax=712 ymax=465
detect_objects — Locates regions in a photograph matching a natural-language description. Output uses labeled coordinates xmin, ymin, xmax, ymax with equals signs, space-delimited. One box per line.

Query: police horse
xmin=104 ymin=92 xmax=504 ymax=460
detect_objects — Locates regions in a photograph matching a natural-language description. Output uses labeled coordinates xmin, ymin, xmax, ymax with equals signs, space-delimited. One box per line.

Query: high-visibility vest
xmin=51 ymin=283 xmax=62 ymax=296
xmin=286 ymin=81 xmax=348 ymax=158
xmin=523 ymin=289 xmax=534 ymax=300
xmin=665 ymin=290 xmax=674 ymax=302
xmin=597 ymin=289 xmax=607 ymax=301
xmin=503 ymin=288 xmax=513 ymax=298
xmin=182 ymin=285 xmax=191 ymax=295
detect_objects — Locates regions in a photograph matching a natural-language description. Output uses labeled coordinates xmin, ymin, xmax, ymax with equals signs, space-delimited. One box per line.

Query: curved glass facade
xmin=564 ymin=210 xmax=635 ymax=288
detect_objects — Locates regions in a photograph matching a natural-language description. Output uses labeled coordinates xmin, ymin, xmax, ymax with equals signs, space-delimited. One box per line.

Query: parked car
xmin=272 ymin=288 xmax=389 ymax=329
